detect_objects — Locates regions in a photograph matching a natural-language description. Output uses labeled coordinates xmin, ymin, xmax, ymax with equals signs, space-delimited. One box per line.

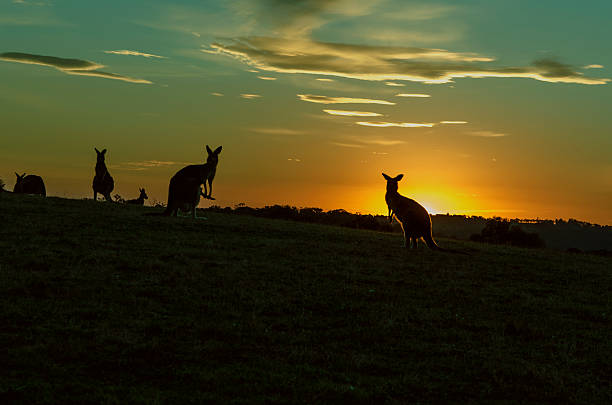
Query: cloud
xmin=231 ymin=0 xmax=383 ymax=38
xmin=385 ymin=82 xmax=405 ymax=87
xmin=323 ymin=109 xmax=382 ymax=117
xmin=104 ymin=50 xmax=166 ymax=59
xmin=287 ymin=157 xmax=301 ymax=162
xmin=111 ymin=160 xmax=185 ymax=171
xmin=468 ymin=130 xmax=507 ymax=138
xmin=257 ymin=76 xmax=276 ymax=80
xmin=331 ymin=142 xmax=364 ymax=148
xmin=211 ymin=92 xmax=224 ymax=96
xmin=251 ymin=128 xmax=305 ymax=135
xmin=440 ymin=120 xmax=467 ymax=124
xmin=584 ymin=64 xmax=603 ymax=69
xmin=0 ymin=52 xmax=152 ymax=84
xmin=396 ymin=93 xmax=430 ymax=98
xmin=356 ymin=121 xmax=435 ymax=128
xmin=240 ymin=93 xmax=261 ymax=99
xmin=12 ymin=0 xmax=49 ymax=5
xmin=316 ymin=78 xmax=334 ymax=82
xmin=359 ymin=138 xmax=405 ymax=146
xmin=210 ymin=37 xmax=609 ymax=85
xmin=298 ymin=94 xmax=395 ymax=105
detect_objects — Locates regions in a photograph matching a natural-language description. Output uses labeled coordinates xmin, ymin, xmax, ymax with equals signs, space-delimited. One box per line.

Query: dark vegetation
xmin=470 ymin=219 xmax=546 ymax=248
xmin=1 ymin=193 xmax=611 ymax=404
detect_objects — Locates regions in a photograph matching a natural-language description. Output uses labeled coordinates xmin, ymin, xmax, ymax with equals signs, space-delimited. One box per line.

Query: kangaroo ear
xmin=206 ymin=145 xmax=213 ymax=154
xmin=214 ymin=146 xmax=222 ymax=155
xmin=15 ymin=172 xmax=20 ymax=178
xmin=382 ymin=173 xmax=391 ymax=181
xmin=395 ymin=174 xmax=404 ymax=181
xmin=95 ymin=147 xmax=100 ymax=154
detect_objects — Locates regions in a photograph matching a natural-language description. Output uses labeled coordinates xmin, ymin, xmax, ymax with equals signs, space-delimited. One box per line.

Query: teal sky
xmin=1 ymin=0 xmax=611 ymax=224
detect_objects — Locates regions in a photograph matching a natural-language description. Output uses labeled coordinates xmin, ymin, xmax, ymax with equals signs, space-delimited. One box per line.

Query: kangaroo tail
xmin=424 ymin=233 xmax=470 ymax=255
xmin=423 ymin=233 xmax=442 ymax=250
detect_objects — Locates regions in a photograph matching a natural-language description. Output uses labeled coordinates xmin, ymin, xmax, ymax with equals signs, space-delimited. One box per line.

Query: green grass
xmin=1 ymin=193 xmax=610 ymax=404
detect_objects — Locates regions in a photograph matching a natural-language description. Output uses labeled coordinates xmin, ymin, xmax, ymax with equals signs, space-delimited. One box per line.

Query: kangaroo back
xmin=13 ymin=173 xmax=46 ymax=196
xmin=92 ymin=148 xmax=114 ymax=201
xmin=147 ymin=145 xmax=221 ymax=218
xmin=383 ymin=172 xmax=436 ymax=250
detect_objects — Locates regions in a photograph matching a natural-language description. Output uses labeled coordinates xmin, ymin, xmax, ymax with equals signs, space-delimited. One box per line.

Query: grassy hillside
xmin=1 ymin=193 xmax=610 ymax=404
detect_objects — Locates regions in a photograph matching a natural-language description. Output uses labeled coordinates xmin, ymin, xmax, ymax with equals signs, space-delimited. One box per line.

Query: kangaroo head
xmin=15 ymin=172 xmax=26 ymax=182
xmin=205 ymin=145 xmax=222 ymax=165
xmin=382 ymin=172 xmax=404 ymax=193
xmin=95 ymin=148 xmax=107 ymax=164
xmin=140 ymin=188 xmax=148 ymax=200
xmin=14 ymin=172 xmax=26 ymax=192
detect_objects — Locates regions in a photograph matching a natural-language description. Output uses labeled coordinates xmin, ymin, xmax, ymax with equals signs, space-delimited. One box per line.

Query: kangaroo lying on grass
xmin=92 ymin=148 xmax=114 ymax=202
xmin=126 ymin=188 xmax=148 ymax=205
xmin=383 ymin=172 xmax=466 ymax=254
xmin=147 ymin=145 xmax=221 ymax=218
xmin=13 ymin=172 xmax=46 ymax=196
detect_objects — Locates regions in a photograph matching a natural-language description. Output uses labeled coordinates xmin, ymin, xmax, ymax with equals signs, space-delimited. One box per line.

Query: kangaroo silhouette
xmin=149 ymin=145 xmax=222 ymax=218
xmin=13 ymin=172 xmax=46 ymax=196
xmin=126 ymin=188 xmax=148 ymax=205
xmin=92 ymin=148 xmax=114 ymax=202
xmin=177 ymin=186 xmax=207 ymax=215
xmin=382 ymin=172 xmax=443 ymax=250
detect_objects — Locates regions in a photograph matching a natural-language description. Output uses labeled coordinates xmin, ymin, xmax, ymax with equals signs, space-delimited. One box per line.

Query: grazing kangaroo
xmin=13 ymin=172 xmax=46 ymax=196
xmin=126 ymin=188 xmax=148 ymax=205
xmin=382 ymin=172 xmax=446 ymax=251
xmin=148 ymin=145 xmax=222 ymax=218
xmin=92 ymin=148 xmax=114 ymax=202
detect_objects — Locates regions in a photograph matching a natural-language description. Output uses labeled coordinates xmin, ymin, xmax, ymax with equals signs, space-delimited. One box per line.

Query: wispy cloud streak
xmin=0 ymin=52 xmax=152 ymax=84
xmin=210 ymin=37 xmax=609 ymax=85
xmin=298 ymin=94 xmax=394 ymax=105
xmin=104 ymin=50 xmax=166 ymax=59
xmin=323 ymin=109 xmax=382 ymax=117
xmin=469 ymin=130 xmax=507 ymax=137
xmin=396 ymin=93 xmax=430 ymax=98
xmin=357 ymin=121 xmax=435 ymax=128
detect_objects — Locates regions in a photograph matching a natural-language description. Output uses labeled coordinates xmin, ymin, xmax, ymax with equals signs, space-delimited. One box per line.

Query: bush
xmin=471 ymin=219 xmax=545 ymax=248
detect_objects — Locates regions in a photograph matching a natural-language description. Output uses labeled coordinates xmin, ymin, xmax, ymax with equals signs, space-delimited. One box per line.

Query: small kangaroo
xmin=149 ymin=145 xmax=222 ymax=218
xmin=177 ymin=187 xmax=206 ymax=215
xmin=383 ymin=172 xmax=442 ymax=250
xmin=92 ymin=148 xmax=114 ymax=202
xmin=13 ymin=172 xmax=46 ymax=196
xmin=126 ymin=188 xmax=148 ymax=205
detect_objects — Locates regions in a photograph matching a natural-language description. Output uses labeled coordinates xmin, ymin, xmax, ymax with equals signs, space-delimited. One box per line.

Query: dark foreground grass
xmin=0 ymin=193 xmax=610 ymax=404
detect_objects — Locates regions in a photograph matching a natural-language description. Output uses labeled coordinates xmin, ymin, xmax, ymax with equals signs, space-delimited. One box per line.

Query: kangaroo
xmin=148 ymin=145 xmax=222 ymax=218
xmin=126 ymin=188 xmax=148 ymax=205
xmin=177 ymin=187 xmax=206 ymax=215
xmin=382 ymin=172 xmax=444 ymax=251
xmin=92 ymin=148 xmax=114 ymax=202
xmin=13 ymin=172 xmax=46 ymax=196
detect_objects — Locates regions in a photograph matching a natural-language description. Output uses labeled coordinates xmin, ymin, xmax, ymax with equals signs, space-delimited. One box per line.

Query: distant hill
xmin=199 ymin=204 xmax=611 ymax=253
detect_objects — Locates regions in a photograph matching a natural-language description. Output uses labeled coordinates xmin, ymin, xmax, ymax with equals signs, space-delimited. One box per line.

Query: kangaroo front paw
xmin=207 ymin=196 xmax=216 ymax=200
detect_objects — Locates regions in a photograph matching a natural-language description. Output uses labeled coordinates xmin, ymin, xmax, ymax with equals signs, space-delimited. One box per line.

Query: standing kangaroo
xmin=126 ymin=188 xmax=148 ymax=205
xmin=14 ymin=172 xmax=46 ymax=196
xmin=92 ymin=148 xmax=114 ymax=202
xmin=383 ymin=172 xmax=442 ymax=250
xmin=149 ymin=145 xmax=222 ymax=218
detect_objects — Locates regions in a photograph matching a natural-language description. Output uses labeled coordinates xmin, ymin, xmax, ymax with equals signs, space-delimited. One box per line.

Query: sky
xmin=1 ymin=0 xmax=611 ymax=225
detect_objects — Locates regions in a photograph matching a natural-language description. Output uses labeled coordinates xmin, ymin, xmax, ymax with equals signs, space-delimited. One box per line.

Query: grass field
xmin=1 ymin=193 xmax=610 ymax=404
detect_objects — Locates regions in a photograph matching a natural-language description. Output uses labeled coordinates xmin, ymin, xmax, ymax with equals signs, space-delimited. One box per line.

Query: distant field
xmin=1 ymin=193 xmax=610 ymax=404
